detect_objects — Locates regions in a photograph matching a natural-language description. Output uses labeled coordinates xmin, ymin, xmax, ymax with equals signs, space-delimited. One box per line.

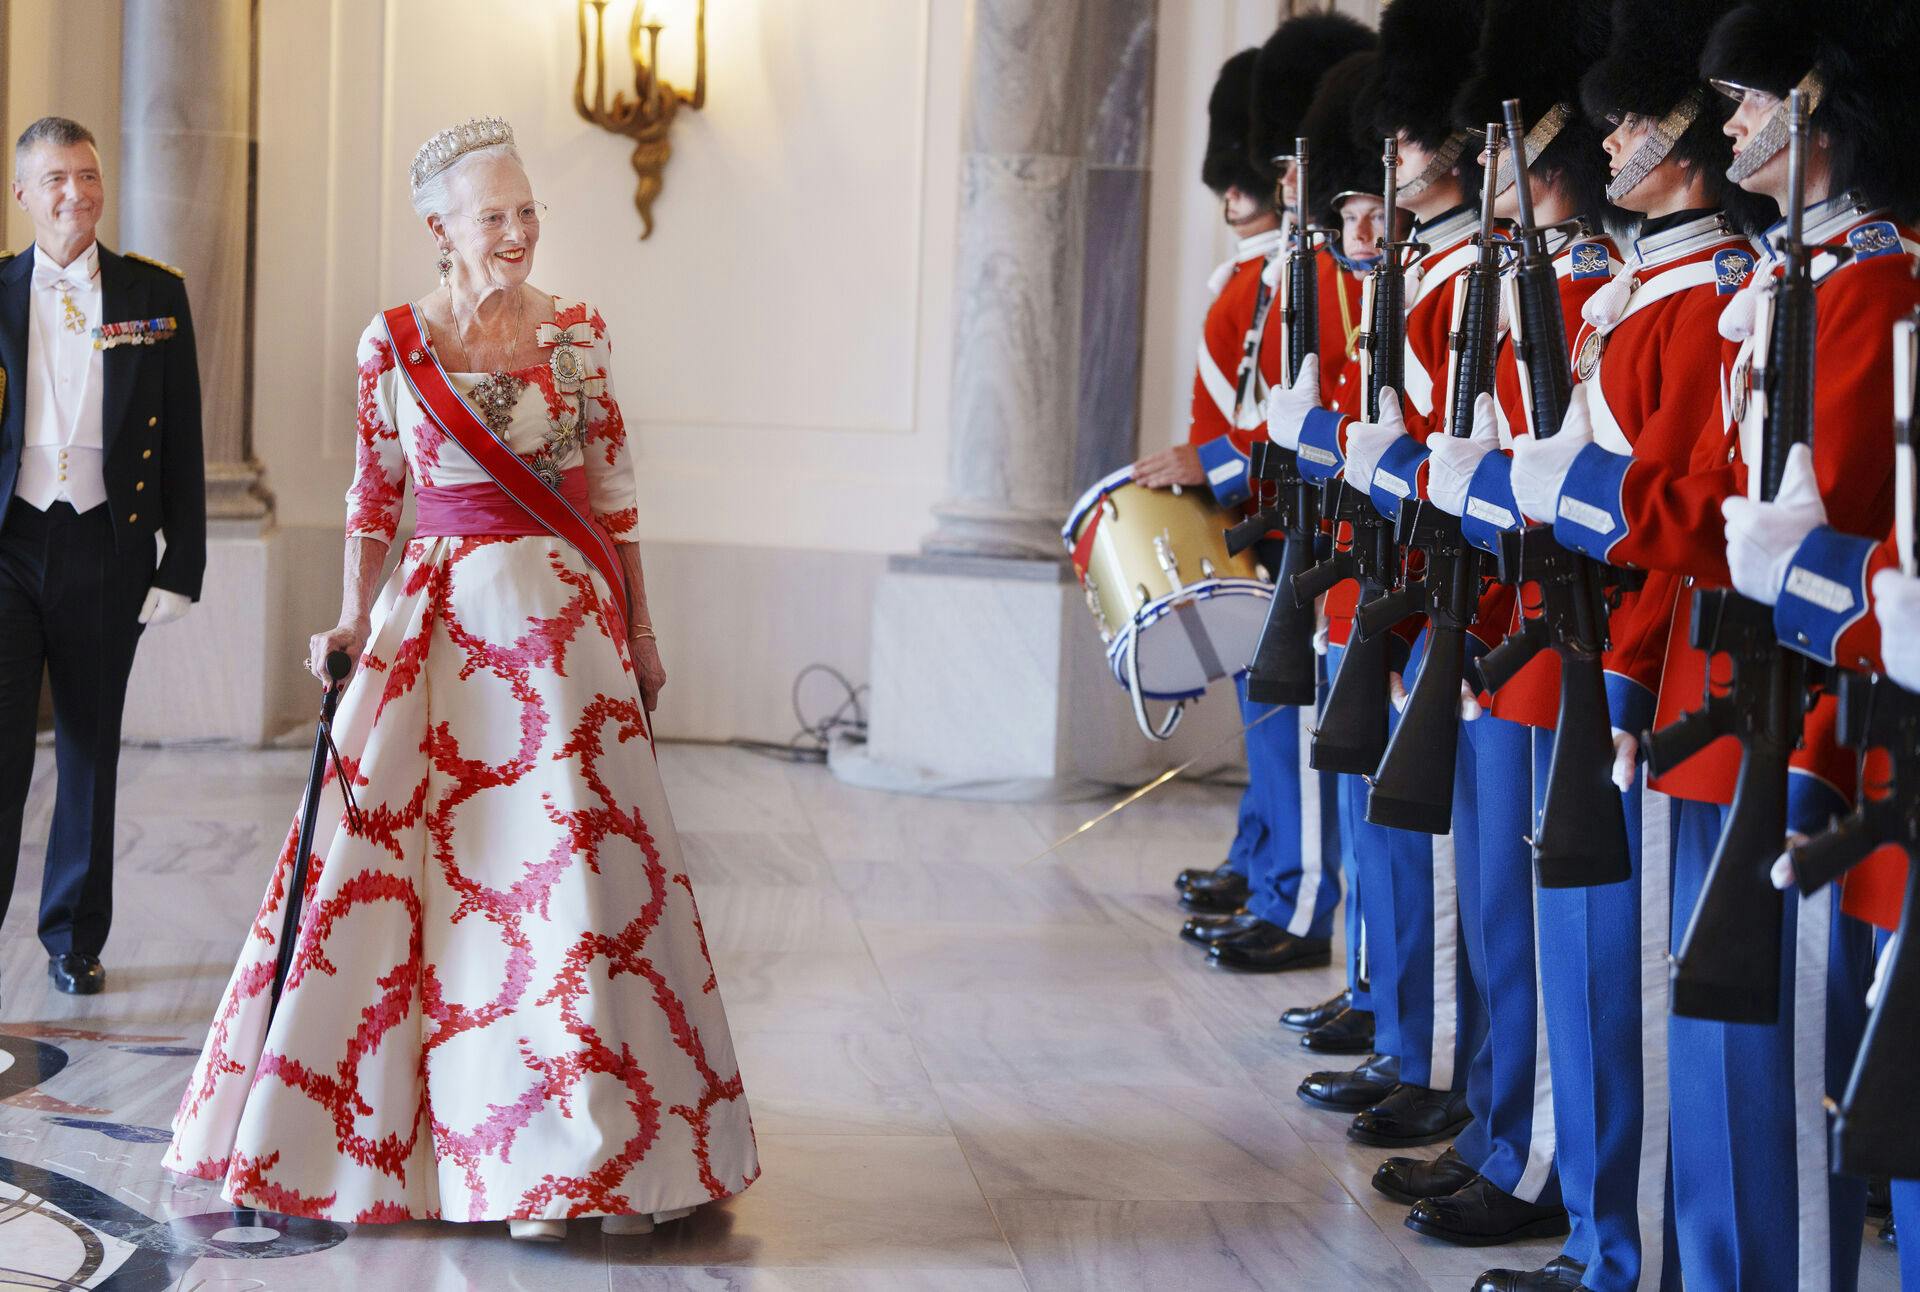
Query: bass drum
xmin=1062 ymin=466 xmax=1272 ymax=739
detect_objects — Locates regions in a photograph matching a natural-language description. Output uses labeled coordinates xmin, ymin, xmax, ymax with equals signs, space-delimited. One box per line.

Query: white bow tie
xmin=33 ymin=255 xmax=95 ymax=293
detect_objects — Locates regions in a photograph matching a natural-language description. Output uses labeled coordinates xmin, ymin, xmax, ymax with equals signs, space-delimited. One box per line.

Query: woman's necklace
xmin=448 ymin=285 xmax=526 ymax=373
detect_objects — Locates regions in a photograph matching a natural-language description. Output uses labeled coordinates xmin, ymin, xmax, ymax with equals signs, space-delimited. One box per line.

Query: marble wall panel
xmin=1073 ymin=166 xmax=1150 ymax=495
xmin=961 ymin=0 xmax=1089 ymax=158
xmin=1081 ymin=0 xmax=1156 ymax=166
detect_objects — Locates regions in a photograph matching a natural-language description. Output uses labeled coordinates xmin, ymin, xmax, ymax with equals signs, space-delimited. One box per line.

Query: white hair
xmin=409 ymin=141 xmax=524 ymax=222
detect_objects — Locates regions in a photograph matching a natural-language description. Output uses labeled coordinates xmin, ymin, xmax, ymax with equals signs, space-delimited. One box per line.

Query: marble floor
xmin=0 ymin=744 xmax=1900 ymax=1291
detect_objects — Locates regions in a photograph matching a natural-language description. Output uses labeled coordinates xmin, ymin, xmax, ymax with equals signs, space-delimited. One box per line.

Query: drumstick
xmin=1017 ymin=705 xmax=1292 ymax=868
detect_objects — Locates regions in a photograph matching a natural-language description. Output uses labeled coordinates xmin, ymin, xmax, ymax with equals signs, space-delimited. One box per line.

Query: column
xmin=923 ymin=0 xmax=1154 ymax=559
xmin=120 ymin=0 xmax=269 ymax=521
xmin=838 ymin=0 xmax=1243 ymax=797
xmin=119 ymin=0 xmax=284 ymax=745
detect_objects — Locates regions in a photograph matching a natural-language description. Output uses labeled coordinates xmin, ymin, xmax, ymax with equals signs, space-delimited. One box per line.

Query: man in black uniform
xmin=0 ymin=116 xmax=206 ymax=999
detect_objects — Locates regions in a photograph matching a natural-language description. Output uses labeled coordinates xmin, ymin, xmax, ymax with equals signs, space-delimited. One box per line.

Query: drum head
xmin=1108 ymin=579 xmax=1272 ymax=701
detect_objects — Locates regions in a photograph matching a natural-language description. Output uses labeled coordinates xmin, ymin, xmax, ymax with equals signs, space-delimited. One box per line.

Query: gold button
xmin=142 ymin=449 xmax=152 ymax=459
xmin=57 ymin=473 xmax=66 ymax=481
xmin=129 ymin=513 xmax=138 ymax=522
xmin=147 ymin=416 xmax=158 ymax=427
xmin=135 ymin=481 xmax=145 ymax=491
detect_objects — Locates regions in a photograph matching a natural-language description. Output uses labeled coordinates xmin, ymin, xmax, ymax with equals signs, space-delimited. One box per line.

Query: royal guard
xmin=1270 ymin=0 xmax=1491 ymax=1152
xmin=1512 ymin=0 xmax=1920 ymax=1284
xmin=1145 ymin=47 xmax=1280 ymax=923
xmin=1351 ymin=0 xmax=1633 ymax=1260
xmin=1462 ymin=2 xmax=1763 ymax=1287
xmin=1144 ymin=15 xmax=1372 ymax=976
xmin=1274 ymin=47 xmax=1395 ymax=1059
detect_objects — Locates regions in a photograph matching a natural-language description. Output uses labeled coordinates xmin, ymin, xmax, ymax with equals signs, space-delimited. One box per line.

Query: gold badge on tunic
xmin=1575 ymin=332 xmax=1604 ymax=382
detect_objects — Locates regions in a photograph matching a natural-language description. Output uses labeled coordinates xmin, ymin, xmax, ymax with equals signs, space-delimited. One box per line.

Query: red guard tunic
xmin=1493 ymin=217 xmax=1741 ymax=731
xmin=1189 ymin=228 xmax=1287 ymax=508
xmin=1552 ymin=198 xmax=1920 ymax=835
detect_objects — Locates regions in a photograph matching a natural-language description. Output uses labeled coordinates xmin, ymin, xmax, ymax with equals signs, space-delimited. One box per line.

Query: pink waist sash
xmin=414 ymin=467 xmax=592 ymax=539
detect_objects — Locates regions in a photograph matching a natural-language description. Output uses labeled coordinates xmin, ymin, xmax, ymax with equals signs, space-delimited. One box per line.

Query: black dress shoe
xmin=1472 ymin=1255 xmax=1587 ymax=1291
xmin=1297 ymin=1053 xmax=1400 ymax=1111
xmin=1347 ymin=1083 xmax=1470 ymax=1147
xmin=1174 ymin=861 xmax=1235 ymax=893
xmin=1180 ymin=912 xmax=1266 ymax=947
xmin=1208 ymin=926 xmax=1331 ymax=973
xmin=1301 ymin=1007 xmax=1375 ymax=1054
xmin=1179 ymin=867 xmax=1251 ymax=914
xmin=48 ymin=953 xmax=104 ymax=996
xmin=1372 ymin=1145 xmax=1479 ymax=1205
xmin=1405 ymin=1176 xmax=1570 ymax=1247
xmin=1280 ymin=989 xmax=1351 ymax=1033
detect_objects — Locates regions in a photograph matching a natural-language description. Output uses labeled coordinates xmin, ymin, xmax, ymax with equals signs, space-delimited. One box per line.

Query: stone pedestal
xmin=831 ymin=556 xmax=1245 ymax=800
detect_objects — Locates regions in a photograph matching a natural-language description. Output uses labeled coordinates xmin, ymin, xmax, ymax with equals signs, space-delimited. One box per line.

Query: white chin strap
xmin=1605 ymin=91 xmax=1705 ymax=204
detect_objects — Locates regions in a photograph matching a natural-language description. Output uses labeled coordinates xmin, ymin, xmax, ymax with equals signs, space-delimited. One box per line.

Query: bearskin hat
xmin=1368 ymin=0 xmax=1487 ymax=150
xmin=1203 ymin=48 xmax=1265 ymax=197
xmin=1702 ymin=0 xmax=1920 ymax=220
xmin=1582 ymin=0 xmax=1740 ymax=176
xmin=1301 ymin=51 xmax=1383 ymax=227
xmin=1452 ymin=0 xmax=1620 ymax=229
xmin=1248 ymin=11 xmax=1377 ymax=190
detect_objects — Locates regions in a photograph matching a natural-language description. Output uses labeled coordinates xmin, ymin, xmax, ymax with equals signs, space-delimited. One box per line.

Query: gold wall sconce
xmin=573 ymin=0 xmax=707 ymax=239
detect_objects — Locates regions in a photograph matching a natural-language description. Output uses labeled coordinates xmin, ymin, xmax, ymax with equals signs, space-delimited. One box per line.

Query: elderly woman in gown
xmin=165 ymin=118 xmax=758 ymax=1241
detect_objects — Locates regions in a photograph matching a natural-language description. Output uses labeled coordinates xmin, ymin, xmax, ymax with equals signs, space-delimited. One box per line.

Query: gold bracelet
xmin=628 ymin=625 xmax=656 ymax=641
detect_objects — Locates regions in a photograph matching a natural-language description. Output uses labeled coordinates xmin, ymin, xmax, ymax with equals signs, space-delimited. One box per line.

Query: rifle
xmin=1361 ymin=122 xmax=1505 ymax=834
xmin=1473 ymin=98 xmax=1633 ymax=886
xmin=1231 ymin=137 xmax=1328 ymax=707
xmin=1300 ymin=136 xmax=1425 ymax=773
xmin=1787 ymin=310 xmax=1920 ymax=1179
xmin=1645 ymin=90 xmax=1819 ymax=1024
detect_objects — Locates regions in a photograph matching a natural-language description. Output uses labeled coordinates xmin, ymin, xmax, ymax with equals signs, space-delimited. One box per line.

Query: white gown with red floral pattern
xmin=164 ymin=299 xmax=759 ymax=1223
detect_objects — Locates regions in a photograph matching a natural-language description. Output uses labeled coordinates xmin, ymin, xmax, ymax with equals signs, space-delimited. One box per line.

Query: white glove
xmin=1425 ymin=393 xmax=1501 ymax=517
xmin=1459 ymin=680 xmax=1484 ymax=722
xmin=1265 ymin=356 xmax=1321 ymax=452
xmin=1873 ymin=566 xmax=1920 ymax=693
xmin=1611 ymin=728 xmax=1638 ymax=792
xmin=1721 ymin=443 xmax=1824 ymax=606
xmin=1718 ymin=276 xmax=1767 ymax=343
xmin=1510 ymin=384 xmax=1596 ymax=524
xmin=1868 ymin=933 xmax=1898 ymax=1010
xmin=1389 ymin=671 xmax=1410 ymax=713
xmin=139 ymin=587 xmax=191 ymax=627
xmin=1343 ymin=389 xmax=1410 ymax=495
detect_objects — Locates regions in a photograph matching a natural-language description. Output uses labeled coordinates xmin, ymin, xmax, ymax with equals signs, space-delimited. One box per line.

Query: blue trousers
xmin=1334 ymin=637 xmax=1479 ymax=1090
xmin=1237 ymin=671 xmax=1343 ymax=940
xmin=1447 ymin=715 xmax=1558 ymax=1204
xmin=1222 ymin=785 xmax=1259 ymax=878
xmin=1534 ymin=736 xmax=1679 ymax=1292
xmin=1893 ymin=1180 xmax=1920 ymax=1286
xmin=1668 ymin=798 xmax=1873 ymax=1292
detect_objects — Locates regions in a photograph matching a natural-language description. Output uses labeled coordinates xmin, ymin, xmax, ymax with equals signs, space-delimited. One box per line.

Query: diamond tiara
xmin=409 ymin=116 xmax=516 ymax=192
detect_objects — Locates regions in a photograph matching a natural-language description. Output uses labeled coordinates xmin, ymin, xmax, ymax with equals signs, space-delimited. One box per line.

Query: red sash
xmin=382 ymin=305 xmax=631 ymax=629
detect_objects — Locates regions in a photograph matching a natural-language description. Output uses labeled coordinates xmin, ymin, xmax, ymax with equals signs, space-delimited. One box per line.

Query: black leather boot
xmin=1471 ymin=1256 xmax=1587 ymax=1291
xmin=1208 ymin=924 xmax=1331 ymax=973
xmin=1180 ymin=912 xmax=1266 ymax=947
xmin=1301 ymin=1007 xmax=1374 ymax=1054
xmin=1347 ymin=1083 xmax=1470 ymax=1147
xmin=1297 ymin=1053 xmax=1400 ymax=1111
xmin=1404 ymin=1176 xmax=1570 ymax=1247
xmin=1174 ymin=861 xmax=1235 ymax=893
xmin=1371 ymin=1145 xmax=1479 ymax=1204
xmin=1280 ymin=989 xmax=1351 ymax=1033
xmin=1179 ymin=867 xmax=1250 ymax=913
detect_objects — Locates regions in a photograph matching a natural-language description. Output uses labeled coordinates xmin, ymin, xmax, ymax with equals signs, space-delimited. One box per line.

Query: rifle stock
xmin=1246 ymin=533 xmax=1321 ymax=707
xmin=1831 ymin=851 xmax=1920 ymax=1178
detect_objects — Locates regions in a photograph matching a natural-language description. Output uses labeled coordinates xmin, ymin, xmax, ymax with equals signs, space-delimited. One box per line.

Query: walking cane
xmin=267 ymin=650 xmax=360 ymax=1025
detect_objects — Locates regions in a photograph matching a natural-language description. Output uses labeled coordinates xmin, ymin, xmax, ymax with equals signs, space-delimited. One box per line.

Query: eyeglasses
xmin=457 ymin=201 xmax=549 ymax=233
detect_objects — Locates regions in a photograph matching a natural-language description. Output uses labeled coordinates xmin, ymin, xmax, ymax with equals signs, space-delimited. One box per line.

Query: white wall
xmin=253 ymin=0 xmax=961 ymax=554
xmin=3 ymin=0 xmax=121 ymax=252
